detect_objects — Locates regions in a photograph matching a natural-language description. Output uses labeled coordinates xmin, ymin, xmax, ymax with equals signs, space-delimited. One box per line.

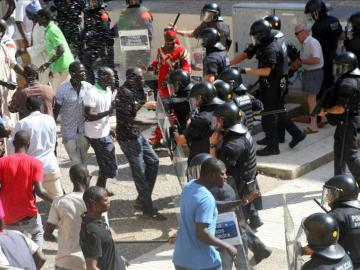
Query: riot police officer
xmin=345 ymin=12 xmax=360 ymax=67
xmin=305 ymin=0 xmax=343 ymax=95
xmin=264 ymin=14 xmax=301 ymax=144
xmin=209 ymin=102 xmax=263 ymax=230
xmin=322 ymin=175 xmax=360 ymax=269
xmin=300 ymin=212 xmax=353 ymax=270
xmin=172 ymin=81 xmax=224 ymax=163
xmin=175 ymin=3 xmax=231 ymax=51
xmin=81 ymin=1 xmax=115 ymax=84
xmin=241 ymin=19 xmax=305 ymax=155
xmin=219 ymin=67 xmax=263 ymax=132
xmin=199 ymin=27 xmax=229 ymax=82
xmin=165 ymin=69 xmax=192 ymax=133
xmin=214 ymin=80 xmax=233 ymax=102
xmin=319 ymin=52 xmax=360 ymax=182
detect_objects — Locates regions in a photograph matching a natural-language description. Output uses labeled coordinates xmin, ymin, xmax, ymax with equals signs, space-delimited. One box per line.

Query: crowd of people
xmin=0 ymin=0 xmax=360 ymax=269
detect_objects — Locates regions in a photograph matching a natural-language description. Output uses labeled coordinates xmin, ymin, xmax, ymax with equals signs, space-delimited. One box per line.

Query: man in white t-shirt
xmin=15 ymin=0 xmax=38 ymax=65
xmin=44 ymin=164 xmax=89 ymax=270
xmin=84 ymin=67 xmax=117 ymax=190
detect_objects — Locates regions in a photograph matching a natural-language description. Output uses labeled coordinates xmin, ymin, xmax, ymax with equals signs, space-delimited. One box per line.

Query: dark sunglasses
xmin=295 ymin=30 xmax=304 ymax=36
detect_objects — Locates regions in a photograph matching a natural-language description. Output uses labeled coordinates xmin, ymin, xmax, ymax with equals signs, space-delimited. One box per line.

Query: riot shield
xmin=182 ymin=37 xmax=205 ymax=83
xmin=283 ymin=194 xmax=304 ymax=270
xmin=156 ymin=97 xmax=188 ymax=188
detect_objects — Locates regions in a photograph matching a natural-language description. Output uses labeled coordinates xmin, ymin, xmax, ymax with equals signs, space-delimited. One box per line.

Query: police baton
xmin=255 ymin=108 xmax=287 ymax=117
xmin=310 ymin=86 xmax=333 ymax=117
xmin=173 ymin=13 xmax=181 ymax=28
xmin=313 ymin=199 xmax=329 ymax=213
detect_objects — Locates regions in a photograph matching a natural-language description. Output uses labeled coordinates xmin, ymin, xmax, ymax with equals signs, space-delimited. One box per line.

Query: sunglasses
xmin=295 ymin=30 xmax=304 ymax=36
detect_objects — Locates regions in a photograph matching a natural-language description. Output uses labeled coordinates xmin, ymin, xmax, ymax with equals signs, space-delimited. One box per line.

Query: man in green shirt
xmin=37 ymin=8 xmax=74 ymax=93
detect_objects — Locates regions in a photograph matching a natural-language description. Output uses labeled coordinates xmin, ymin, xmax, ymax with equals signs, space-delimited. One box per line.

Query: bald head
xmin=13 ymin=130 xmax=30 ymax=149
xmin=96 ymin=67 xmax=115 ymax=88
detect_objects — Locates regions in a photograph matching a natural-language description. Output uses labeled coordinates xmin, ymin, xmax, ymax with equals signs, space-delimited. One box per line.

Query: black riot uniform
xmin=214 ymin=79 xmax=233 ymax=102
xmin=192 ymin=3 xmax=232 ymax=50
xmin=199 ymin=28 xmax=229 ymax=80
xmin=264 ymin=15 xmax=301 ymax=143
xmin=305 ymin=0 xmax=343 ymax=93
xmin=52 ymin=0 xmax=85 ymax=57
xmin=214 ymin=102 xmax=263 ymax=229
xmin=81 ymin=1 xmax=115 ymax=84
xmin=248 ymin=20 xmax=304 ymax=155
xmin=345 ymin=12 xmax=360 ymax=68
xmin=182 ymin=82 xmax=224 ymax=163
xmin=300 ymin=213 xmax=353 ymax=270
xmin=325 ymin=52 xmax=360 ymax=182
xmin=322 ymin=175 xmax=360 ymax=269
xmin=219 ymin=67 xmax=263 ymax=132
xmin=165 ymin=69 xmax=192 ymax=133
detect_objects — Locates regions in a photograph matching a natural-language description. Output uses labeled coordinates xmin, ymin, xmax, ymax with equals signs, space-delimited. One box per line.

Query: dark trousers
xmin=118 ymin=135 xmax=159 ymax=213
xmin=334 ymin=116 xmax=360 ymax=181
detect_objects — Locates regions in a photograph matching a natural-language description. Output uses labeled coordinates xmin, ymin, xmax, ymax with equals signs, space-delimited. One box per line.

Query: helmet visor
xmin=200 ymin=10 xmax=216 ymax=22
xmin=321 ymin=185 xmax=341 ymax=206
xmin=333 ymin=63 xmax=351 ymax=79
xmin=251 ymin=35 xmax=260 ymax=46
xmin=167 ymin=82 xmax=177 ymax=96
xmin=187 ymin=165 xmax=201 ymax=180
xmin=189 ymin=96 xmax=201 ymax=111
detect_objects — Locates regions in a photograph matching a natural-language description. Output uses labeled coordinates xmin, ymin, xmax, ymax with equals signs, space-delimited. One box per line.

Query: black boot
xmin=256 ymin=146 xmax=280 ymax=156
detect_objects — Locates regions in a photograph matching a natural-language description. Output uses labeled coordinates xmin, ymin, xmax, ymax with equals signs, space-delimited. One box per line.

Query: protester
xmin=0 ymin=200 xmax=46 ymax=270
xmin=26 ymin=1 xmax=49 ymax=84
xmin=37 ymin=8 xmax=74 ymax=93
xmin=54 ymin=61 xmax=91 ymax=167
xmin=44 ymin=164 xmax=89 ymax=270
xmin=12 ymin=96 xmax=63 ymax=199
xmin=9 ymin=64 xmax=54 ymax=119
xmin=84 ymin=67 xmax=117 ymax=190
xmin=80 ymin=186 xmax=127 ymax=270
xmin=0 ymin=130 xmax=52 ymax=247
xmin=172 ymin=157 xmax=237 ymax=270
xmin=116 ymin=67 xmax=165 ymax=220
xmin=294 ymin=23 xmax=325 ymax=133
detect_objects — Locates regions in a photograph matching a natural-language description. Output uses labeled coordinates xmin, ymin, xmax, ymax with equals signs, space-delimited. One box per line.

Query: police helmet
xmin=264 ymin=15 xmax=281 ymax=30
xmin=167 ymin=70 xmax=191 ymax=96
xmin=219 ymin=68 xmax=243 ymax=90
xmin=303 ymin=213 xmax=345 ymax=260
xmin=189 ymin=81 xmax=224 ymax=108
xmin=250 ymin=19 xmax=272 ymax=46
xmin=199 ymin=28 xmax=225 ymax=50
xmin=347 ymin=12 xmax=360 ymax=40
xmin=126 ymin=0 xmax=142 ymax=6
xmin=214 ymin=80 xmax=233 ymax=102
xmin=305 ymin=0 xmax=327 ymax=21
xmin=333 ymin=52 xmax=358 ymax=78
xmin=322 ymin=175 xmax=359 ymax=207
xmin=200 ymin=3 xmax=220 ymax=23
xmin=187 ymin=153 xmax=212 ymax=180
xmin=214 ymin=102 xmax=247 ymax=134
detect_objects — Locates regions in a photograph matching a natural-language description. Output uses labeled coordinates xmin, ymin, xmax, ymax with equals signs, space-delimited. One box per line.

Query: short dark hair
xmin=83 ymin=186 xmax=107 ymax=208
xmin=200 ymin=157 xmax=226 ymax=180
xmin=69 ymin=61 xmax=83 ymax=74
xmin=26 ymin=96 xmax=42 ymax=112
xmin=13 ymin=130 xmax=30 ymax=148
xmin=23 ymin=64 xmax=39 ymax=81
xmin=37 ymin=8 xmax=52 ymax=21
xmin=69 ymin=164 xmax=88 ymax=187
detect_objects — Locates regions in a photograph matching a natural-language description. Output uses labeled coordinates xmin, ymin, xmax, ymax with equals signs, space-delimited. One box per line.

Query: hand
xmin=225 ymin=244 xmax=237 ymax=260
xmin=121 ymin=256 xmax=130 ymax=267
xmin=109 ymin=129 xmax=116 ymax=140
xmin=318 ymin=108 xmax=326 ymax=117
xmin=144 ymin=101 xmax=157 ymax=110
xmin=209 ymin=131 xmax=221 ymax=145
xmin=243 ymin=191 xmax=261 ymax=205
xmin=169 ymin=112 xmax=177 ymax=125
xmin=137 ymin=60 xmax=147 ymax=71
xmin=168 ymin=22 xmax=176 ymax=29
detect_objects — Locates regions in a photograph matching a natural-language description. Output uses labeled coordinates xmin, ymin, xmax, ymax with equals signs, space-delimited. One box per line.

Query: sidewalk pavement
xmin=128 ymin=161 xmax=334 ymax=270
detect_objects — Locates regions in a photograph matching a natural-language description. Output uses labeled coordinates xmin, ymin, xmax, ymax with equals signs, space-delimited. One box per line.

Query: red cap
xmin=164 ymin=29 xmax=177 ymax=38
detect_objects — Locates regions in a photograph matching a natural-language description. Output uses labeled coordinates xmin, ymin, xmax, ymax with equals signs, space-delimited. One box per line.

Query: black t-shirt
xmin=203 ymin=50 xmax=229 ymax=78
xmin=115 ymin=82 xmax=146 ymax=140
xmin=80 ymin=214 xmax=126 ymax=270
xmin=301 ymin=253 xmax=353 ymax=270
xmin=312 ymin=15 xmax=343 ymax=66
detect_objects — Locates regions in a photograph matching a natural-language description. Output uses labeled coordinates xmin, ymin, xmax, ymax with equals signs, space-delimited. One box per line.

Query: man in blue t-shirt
xmin=173 ymin=157 xmax=237 ymax=270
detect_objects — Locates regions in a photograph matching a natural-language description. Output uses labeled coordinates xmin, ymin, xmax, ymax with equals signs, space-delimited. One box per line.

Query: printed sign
xmin=215 ymin=212 xmax=242 ymax=246
xmin=118 ymin=29 xmax=150 ymax=51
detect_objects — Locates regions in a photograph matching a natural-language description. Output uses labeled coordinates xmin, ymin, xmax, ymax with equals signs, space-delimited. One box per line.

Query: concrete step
xmin=251 ymin=103 xmax=303 ymax=136
xmin=255 ymin=123 xmax=336 ymax=179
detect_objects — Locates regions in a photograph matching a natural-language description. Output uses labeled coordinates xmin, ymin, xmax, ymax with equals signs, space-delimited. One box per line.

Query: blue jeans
xmin=118 ymin=135 xmax=159 ymax=213
xmin=174 ymin=265 xmax=222 ymax=270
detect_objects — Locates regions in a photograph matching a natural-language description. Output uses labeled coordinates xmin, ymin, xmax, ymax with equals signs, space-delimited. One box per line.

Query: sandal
xmin=304 ymin=127 xmax=319 ymax=134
